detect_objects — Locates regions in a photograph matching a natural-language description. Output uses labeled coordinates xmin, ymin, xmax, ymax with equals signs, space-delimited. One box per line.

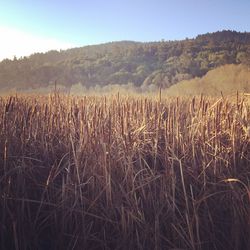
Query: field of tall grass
xmin=0 ymin=92 xmax=249 ymax=250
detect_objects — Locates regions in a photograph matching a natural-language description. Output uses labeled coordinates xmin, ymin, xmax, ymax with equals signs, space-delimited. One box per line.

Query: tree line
xmin=0 ymin=30 xmax=249 ymax=91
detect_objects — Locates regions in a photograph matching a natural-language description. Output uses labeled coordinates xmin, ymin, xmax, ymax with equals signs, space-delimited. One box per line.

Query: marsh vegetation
xmin=0 ymin=92 xmax=249 ymax=249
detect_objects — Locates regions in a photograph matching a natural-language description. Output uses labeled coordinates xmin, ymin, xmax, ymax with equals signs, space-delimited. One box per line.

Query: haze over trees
xmin=0 ymin=30 xmax=249 ymax=93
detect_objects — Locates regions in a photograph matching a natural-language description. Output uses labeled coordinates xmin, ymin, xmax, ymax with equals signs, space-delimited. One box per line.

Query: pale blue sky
xmin=0 ymin=0 xmax=249 ymax=59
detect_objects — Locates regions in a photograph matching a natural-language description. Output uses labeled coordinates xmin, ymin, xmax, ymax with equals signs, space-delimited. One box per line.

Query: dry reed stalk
xmin=0 ymin=93 xmax=249 ymax=249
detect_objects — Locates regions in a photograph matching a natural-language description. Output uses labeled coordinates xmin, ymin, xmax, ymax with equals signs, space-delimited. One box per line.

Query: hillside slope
xmin=0 ymin=30 xmax=249 ymax=91
xmin=166 ymin=64 xmax=250 ymax=95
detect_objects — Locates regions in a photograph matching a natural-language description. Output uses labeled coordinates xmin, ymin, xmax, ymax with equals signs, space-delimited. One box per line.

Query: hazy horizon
xmin=0 ymin=0 xmax=250 ymax=61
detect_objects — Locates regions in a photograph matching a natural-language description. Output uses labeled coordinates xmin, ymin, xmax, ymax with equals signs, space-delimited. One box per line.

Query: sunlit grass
xmin=0 ymin=92 xmax=249 ymax=249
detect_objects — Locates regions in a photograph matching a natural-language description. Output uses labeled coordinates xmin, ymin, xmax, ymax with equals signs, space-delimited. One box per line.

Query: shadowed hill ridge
xmin=0 ymin=30 xmax=249 ymax=91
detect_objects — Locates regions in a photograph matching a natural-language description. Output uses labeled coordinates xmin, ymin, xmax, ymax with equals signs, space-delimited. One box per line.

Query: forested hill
xmin=0 ymin=30 xmax=249 ymax=91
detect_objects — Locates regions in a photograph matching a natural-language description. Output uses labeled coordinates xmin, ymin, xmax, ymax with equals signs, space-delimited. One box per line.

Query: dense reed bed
xmin=0 ymin=93 xmax=249 ymax=250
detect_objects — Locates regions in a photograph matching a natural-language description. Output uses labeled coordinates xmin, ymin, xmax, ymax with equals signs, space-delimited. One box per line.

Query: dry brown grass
xmin=0 ymin=92 xmax=249 ymax=250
